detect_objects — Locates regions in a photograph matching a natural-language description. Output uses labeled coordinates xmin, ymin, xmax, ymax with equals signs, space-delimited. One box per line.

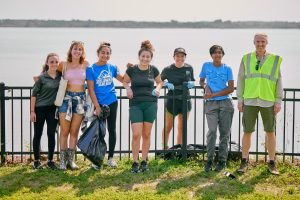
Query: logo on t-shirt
xmin=96 ymin=70 xmax=113 ymax=86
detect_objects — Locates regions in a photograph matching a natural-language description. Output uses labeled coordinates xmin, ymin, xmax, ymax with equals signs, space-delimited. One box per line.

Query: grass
xmin=0 ymin=157 xmax=300 ymax=200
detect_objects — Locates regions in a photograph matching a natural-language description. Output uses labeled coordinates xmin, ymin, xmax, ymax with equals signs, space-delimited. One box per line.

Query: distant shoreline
xmin=1 ymin=19 xmax=300 ymax=29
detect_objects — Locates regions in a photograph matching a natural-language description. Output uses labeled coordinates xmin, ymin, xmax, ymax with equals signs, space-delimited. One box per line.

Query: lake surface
xmin=0 ymin=28 xmax=299 ymax=157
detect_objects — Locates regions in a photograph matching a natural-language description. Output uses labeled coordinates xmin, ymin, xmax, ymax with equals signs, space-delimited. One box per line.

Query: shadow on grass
xmin=0 ymin=158 xmax=187 ymax=198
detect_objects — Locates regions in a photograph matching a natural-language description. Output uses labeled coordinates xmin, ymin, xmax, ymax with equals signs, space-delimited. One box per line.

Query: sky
xmin=0 ymin=0 xmax=300 ymax=22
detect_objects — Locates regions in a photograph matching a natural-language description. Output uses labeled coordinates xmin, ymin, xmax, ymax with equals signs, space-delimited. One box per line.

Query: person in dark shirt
xmin=30 ymin=53 xmax=61 ymax=170
xmin=123 ymin=40 xmax=163 ymax=173
xmin=160 ymin=48 xmax=195 ymax=149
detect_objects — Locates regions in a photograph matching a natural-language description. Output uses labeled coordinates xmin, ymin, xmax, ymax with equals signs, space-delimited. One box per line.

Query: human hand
xmin=30 ymin=112 xmax=36 ymax=122
xmin=95 ymin=106 xmax=101 ymax=117
xmin=126 ymin=87 xmax=133 ymax=99
xmin=187 ymin=81 xmax=195 ymax=89
xmin=237 ymin=102 xmax=244 ymax=112
xmin=126 ymin=63 xmax=134 ymax=68
xmin=152 ymin=89 xmax=160 ymax=97
xmin=164 ymin=82 xmax=174 ymax=90
xmin=274 ymin=103 xmax=281 ymax=114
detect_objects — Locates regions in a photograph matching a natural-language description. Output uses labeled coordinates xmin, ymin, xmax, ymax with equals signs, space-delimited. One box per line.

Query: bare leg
xmin=161 ymin=111 xmax=174 ymax=149
xmin=266 ymin=132 xmax=276 ymax=160
xmin=242 ymin=133 xmax=252 ymax=159
xmin=142 ymin=122 xmax=153 ymax=161
xmin=131 ymin=123 xmax=143 ymax=163
xmin=59 ymin=113 xmax=70 ymax=150
xmin=69 ymin=113 xmax=84 ymax=150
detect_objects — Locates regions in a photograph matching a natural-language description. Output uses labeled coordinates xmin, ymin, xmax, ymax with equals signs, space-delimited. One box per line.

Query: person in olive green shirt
xmin=30 ymin=53 xmax=61 ymax=170
xmin=236 ymin=33 xmax=283 ymax=175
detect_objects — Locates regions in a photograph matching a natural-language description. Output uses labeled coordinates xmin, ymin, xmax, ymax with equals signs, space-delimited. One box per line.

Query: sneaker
xmin=107 ymin=158 xmax=117 ymax=168
xmin=215 ymin=161 xmax=226 ymax=172
xmin=237 ymin=158 xmax=248 ymax=173
xmin=92 ymin=164 xmax=102 ymax=171
xmin=204 ymin=160 xmax=213 ymax=172
xmin=268 ymin=160 xmax=279 ymax=175
xmin=131 ymin=162 xmax=139 ymax=173
xmin=33 ymin=160 xmax=43 ymax=169
xmin=47 ymin=160 xmax=58 ymax=170
xmin=140 ymin=160 xmax=149 ymax=172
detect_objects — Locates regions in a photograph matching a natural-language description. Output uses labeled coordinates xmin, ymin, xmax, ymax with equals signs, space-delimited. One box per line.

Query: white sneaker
xmin=108 ymin=158 xmax=117 ymax=168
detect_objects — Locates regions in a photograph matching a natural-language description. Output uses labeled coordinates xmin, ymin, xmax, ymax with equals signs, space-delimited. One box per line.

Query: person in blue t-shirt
xmin=86 ymin=42 xmax=124 ymax=169
xmin=199 ymin=45 xmax=234 ymax=172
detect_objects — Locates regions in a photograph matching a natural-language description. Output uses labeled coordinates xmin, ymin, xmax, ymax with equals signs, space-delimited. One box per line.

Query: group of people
xmin=30 ymin=32 xmax=283 ymax=175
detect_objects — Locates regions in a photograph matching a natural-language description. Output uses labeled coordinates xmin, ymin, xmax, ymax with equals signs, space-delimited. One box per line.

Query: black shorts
xmin=166 ymin=99 xmax=192 ymax=116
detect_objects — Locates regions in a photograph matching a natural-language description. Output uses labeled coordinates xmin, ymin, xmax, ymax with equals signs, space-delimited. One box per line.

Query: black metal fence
xmin=1 ymin=82 xmax=300 ymax=164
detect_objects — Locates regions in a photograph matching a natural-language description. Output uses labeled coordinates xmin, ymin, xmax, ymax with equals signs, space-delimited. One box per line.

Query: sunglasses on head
xmin=255 ymin=60 xmax=260 ymax=70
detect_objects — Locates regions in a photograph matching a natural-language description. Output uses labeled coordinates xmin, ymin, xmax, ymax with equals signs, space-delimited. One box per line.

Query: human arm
xmin=236 ymin=61 xmax=245 ymax=112
xmin=30 ymin=96 xmax=36 ymax=122
xmin=274 ymin=71 xmax=283 ymax=114
xmin=87 ymin=80 xmax=101 ymax=116
xmin=123 ymin=73 xmax=133 ymax=99
xmin=152 ymin=75 xmax=163 ymax=97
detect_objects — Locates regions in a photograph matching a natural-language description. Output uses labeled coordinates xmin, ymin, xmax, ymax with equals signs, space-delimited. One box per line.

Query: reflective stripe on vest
xmin=242 ymin=52 xmax=282 ymax=102
xmin=245 ymin=53 xmax=280 ymax=82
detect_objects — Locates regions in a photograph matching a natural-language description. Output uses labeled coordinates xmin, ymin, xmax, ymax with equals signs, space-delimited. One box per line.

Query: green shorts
xmin=129 ymin=102 xmax=157 ymax=123
xmin=242 ymin=105 xmax=275 ymax=133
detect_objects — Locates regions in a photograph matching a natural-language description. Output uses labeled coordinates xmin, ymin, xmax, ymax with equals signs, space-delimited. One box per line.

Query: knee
xmin=60 ymin=127 xmax=69 ymax=135
xmin=132 ymin=132 xmax=141 ymax=141
xmin=142 ymin=133 xmax=151 ymax=141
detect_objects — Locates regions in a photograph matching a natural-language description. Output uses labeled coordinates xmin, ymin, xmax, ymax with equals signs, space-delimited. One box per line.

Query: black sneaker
xmin=47 ymin=160 xmax=58 ymax=170
xmin=215 ymin=161 xmax=226 ymax=172
xmin=140 ymin=160 xmax=149 ymax=172
xmin=33 ymin=160 xmax=43 ymax=169
xmin=204 ymin=160 xmax=213 ymax=172
xmin=131 ymin=162 xmax=139 ymax=173
xmin=237 ymin=158 xmax=248 ymax=173
xmin=268 ymin=160 xmax=279 ymax=175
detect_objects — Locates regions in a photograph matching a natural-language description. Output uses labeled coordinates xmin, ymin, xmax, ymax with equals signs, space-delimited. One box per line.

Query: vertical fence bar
xmin=119 ymin=89 xmax=122 ymax=160
xmin=202 ymin=91 xmax=206 ymax=161
xmin=193 ymin=88 xmax=197 ymax=146
xmin=283 ymin=91 xmax=286 ymax=162
xmin=29 ymin=88 xmax=33 ymax=161
xmin=20 ymin=89 xmax=23 ymax=162
xmin=0 ymin=83 xmax=6 ymax=164
xmin=292 ymin=91 xmax=295 ymax=163
xmin=11 ymin=89 xmax=14 ymax=162
xmin=255 ymin=117 xmax=259 ymax=162
xmin=181 ymin=82 xmax=188 ymax=161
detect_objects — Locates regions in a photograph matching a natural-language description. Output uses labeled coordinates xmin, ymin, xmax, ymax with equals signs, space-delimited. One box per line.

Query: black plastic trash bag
xmin=77 ymin=105 xmax=110 ymax=166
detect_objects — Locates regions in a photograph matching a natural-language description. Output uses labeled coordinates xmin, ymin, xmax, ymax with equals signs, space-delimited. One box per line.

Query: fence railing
xmin=1 ymin=82 xmax=300 ymax=164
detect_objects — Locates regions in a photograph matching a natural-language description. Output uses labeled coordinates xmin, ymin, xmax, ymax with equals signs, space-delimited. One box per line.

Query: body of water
xmin=0 ymin=28 xmax=299 ymax=157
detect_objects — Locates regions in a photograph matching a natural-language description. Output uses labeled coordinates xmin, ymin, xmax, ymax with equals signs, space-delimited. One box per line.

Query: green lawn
xmin=0 ymin=158 xmax=299 ymax=200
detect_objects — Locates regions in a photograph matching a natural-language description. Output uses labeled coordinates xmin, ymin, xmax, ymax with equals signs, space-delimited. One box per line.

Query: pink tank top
xmin=64 ymin=65 xmax=86 ymax=85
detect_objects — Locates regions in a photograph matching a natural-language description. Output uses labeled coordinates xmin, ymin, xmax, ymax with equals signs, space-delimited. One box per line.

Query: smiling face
xmin=139 ymin=50 xmax=152 ymax=66
xmin=173 ymin=53 xmax=186 ymax=66
xmin=97 ymin=46 xmax=111 ymax=63
xmin=47 ymin=55 xmax=59 ymax=71
xmin=254 ymin=35 xmax=268 ymax=53
xmin=71 ymin=44 xmax=83 ymax=59
xmin=211 ymin=49 xmax=224 ymax=63
xmin=67 ymin=41 xmax=85 ymax=64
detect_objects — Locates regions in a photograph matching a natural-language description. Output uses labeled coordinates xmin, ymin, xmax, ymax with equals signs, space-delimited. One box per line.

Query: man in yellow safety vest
xmin=236 ymin=33 xmax=283 ymax=175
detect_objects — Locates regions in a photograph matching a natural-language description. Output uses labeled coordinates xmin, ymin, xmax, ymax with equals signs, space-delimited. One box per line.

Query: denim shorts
xmin=58 ymin=91 xmax=86 ymax=114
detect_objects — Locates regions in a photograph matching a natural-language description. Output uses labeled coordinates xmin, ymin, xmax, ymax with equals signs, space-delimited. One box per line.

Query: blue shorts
xmin=58 ymin=91 xmax=86 ymax=114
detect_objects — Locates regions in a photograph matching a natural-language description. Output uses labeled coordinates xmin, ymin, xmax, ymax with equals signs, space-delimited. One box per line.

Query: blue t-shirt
xmin=86 ymin=63 xmax=120 ymax=105
xmin=199 ymin=62 xmax=233 ymax=100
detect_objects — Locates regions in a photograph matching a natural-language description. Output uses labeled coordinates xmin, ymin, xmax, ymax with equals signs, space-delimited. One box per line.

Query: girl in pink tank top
xmin=64 ymin=65 xmax=86 ymax=85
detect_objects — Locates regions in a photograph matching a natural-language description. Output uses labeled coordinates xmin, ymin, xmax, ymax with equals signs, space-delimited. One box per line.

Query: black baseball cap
xmin=174 ymin=47 xmax=187 ymax=56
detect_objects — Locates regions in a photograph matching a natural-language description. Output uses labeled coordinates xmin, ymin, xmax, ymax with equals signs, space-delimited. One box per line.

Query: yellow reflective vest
xmin=242 ymin=52 xmax=282 ymax=102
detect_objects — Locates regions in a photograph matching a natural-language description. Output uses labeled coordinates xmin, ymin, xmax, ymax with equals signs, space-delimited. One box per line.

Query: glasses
xmin=255 ymin=60 xmax=260 ymax=70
